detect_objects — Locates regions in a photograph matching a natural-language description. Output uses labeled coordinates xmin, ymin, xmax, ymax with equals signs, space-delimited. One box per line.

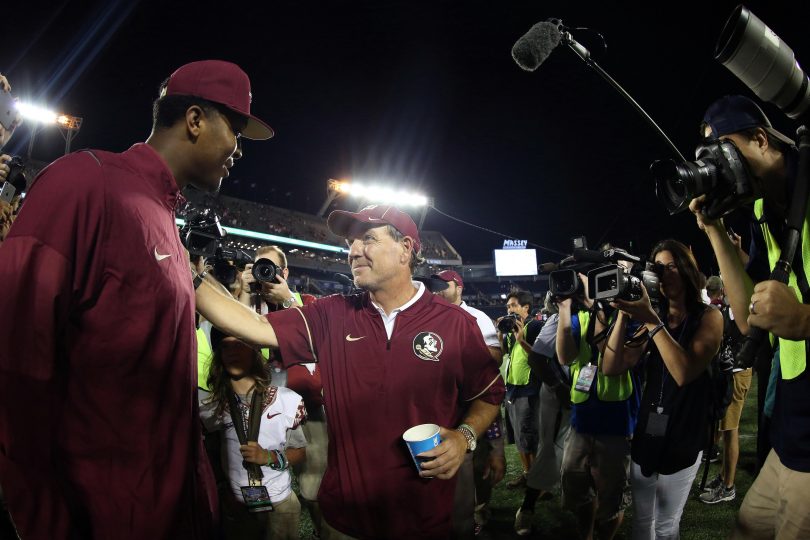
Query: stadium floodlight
xmin=335 ymin=181 xmax=429 ymax=207
xmin=16 ymin=101 xmax=84 ymax=156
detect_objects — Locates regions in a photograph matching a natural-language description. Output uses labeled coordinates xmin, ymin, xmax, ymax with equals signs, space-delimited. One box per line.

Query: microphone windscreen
xmin=511 ymin=21 xmax=562 ymax=72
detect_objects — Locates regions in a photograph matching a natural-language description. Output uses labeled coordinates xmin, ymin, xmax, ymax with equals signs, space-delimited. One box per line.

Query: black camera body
xmin=179 ymin=210 xmax=251 ymax=286
xmin=252 ymin=258 xmax=280 ymax=284
xmin=588 ymin=262 xmax=662 ymax=304
xmin=652 ymin=139 xmax=755 ymax=219
xmin=497 ymin=312 xmax=522 ymax=333
xmin=549 ymin=266 xmax=586 ymax=298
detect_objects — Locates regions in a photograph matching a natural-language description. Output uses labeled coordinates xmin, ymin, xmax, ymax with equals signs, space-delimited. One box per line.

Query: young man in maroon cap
xmin=195 ymin=204 xmax=505 ymax=539
xmin=0 ymin=60 xmax=272 ymax=538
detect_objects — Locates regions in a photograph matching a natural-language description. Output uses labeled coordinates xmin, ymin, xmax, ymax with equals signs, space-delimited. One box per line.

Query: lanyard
xmin=227 ymin=387 xmax=266 ymax=481
xmin=654 ymin=315 xmax=689 ymax=411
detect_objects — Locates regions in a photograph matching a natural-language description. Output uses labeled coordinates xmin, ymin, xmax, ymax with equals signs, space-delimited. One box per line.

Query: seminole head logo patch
xmin=413 ymin=331 xmax=444 ymax=361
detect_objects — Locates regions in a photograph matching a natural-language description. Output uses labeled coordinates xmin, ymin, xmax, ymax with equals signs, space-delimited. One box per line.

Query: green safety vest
xmin=753 ymin=198 xmax=808 ymax=379
xmin=506 ymin=323 xmax=532 ymax=386
xmin=196 ymin=327 xmax=213 ymax=391
xmin=569 ymin=310 xmax=634 ymax=404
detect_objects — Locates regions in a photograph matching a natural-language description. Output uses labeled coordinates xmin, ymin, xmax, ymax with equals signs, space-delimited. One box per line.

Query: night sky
xmin=3 ymin=0 xmax=803 ymax=272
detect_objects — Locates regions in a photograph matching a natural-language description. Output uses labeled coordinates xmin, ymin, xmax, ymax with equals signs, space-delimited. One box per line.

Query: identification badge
xmin=575 ymin=364 xmax=597 ymax=393
xmin=646 ymin=411 xmax=669 ymax=437
xmin=240 ymin=485 xmax=274 ymax=513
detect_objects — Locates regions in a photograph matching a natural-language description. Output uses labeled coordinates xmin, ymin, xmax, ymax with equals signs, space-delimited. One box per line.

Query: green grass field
xmin=296 ymin=379 xmax=760 ymax=539
xmin=480 ymin=378 xmax=760 ymax=539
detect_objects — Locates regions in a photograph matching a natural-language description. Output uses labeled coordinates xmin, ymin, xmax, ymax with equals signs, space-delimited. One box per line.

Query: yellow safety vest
xmin=196 ymin=327 xmax=213 ymax=391
xmin=506 ymin=323 xmax=532 ymax=386
xmin=753 ymin=198 xmax=808 ymax=379
xmin=569 ymin=310 xmax=634 ymax=403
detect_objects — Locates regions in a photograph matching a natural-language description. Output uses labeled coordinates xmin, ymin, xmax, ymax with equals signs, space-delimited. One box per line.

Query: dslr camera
xmin=652 ymin=6 xmax=809 ymax=219
xmin=497 ymin=313 xmax=522 ymax=333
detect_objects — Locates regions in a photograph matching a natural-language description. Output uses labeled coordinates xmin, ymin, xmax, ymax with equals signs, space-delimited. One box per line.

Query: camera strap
xmin=227 ymin=387 xmax=266 ymax=481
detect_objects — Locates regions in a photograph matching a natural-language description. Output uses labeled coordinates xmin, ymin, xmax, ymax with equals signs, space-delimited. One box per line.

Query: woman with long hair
xmin=602 ymin=239 xmax=722 ymax=539
xmin=201 ymin=328 xmax=307 ymax=540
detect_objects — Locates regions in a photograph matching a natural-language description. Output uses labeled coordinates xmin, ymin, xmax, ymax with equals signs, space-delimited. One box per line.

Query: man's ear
xmin=753 ymin=127 xmax=769 ymax=153
xmin=401 ymin=237 xmax=415 ymax=263
xmin=185 ymin=105 xmax=204 ymax=140
xmin=282 ymin=267 xmax=290 ymax=280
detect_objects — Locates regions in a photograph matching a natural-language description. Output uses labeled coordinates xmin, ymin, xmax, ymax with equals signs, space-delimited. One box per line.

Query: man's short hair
xmin=705 ymin=275 xmax=724 ymax=294
xmin=152 ymin=77 xmax=223 ymax=130
xmin=255 ymin=245 xmax=288 ymax=268
xmin=385 ymin=224 xmax=425 ymax=272
xmin=507 ymin=290 xmax=533 ymax=311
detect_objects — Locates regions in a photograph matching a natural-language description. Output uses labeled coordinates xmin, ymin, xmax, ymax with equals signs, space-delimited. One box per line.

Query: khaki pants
xmin=720 ymin=369 xmax=753 ymax=431
xmin=731 ymin=450 xmax=810 ymax=539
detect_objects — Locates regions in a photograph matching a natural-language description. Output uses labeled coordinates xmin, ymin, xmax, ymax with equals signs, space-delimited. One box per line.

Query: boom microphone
xmin=511 ymin=20 xmax=562 ymax=72
xmin=538 ymin=262 xmax=559 ymax=273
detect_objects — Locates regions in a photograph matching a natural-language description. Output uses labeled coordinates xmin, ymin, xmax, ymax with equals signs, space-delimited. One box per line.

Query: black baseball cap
xmin=701 ymin=95 xmax=794 ymax=146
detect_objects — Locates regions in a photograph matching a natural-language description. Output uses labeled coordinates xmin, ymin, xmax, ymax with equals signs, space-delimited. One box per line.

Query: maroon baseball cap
xmin=327 ymin=205 xmax=421 ymax=253
xmin=163 ymin=60 xmax=274 ymax=140
xmin=432 ymin=270 xmax=463 ymax=288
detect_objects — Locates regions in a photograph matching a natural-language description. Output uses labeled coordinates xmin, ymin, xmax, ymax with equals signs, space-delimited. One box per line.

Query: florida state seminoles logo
xmin=413 ymin=332 xmax=444 ymax=361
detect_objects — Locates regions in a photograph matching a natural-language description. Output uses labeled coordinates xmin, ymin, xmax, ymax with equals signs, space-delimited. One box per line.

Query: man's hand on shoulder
xmin=416 ymin=427 xmax=467 ymax=480
xmin=749 ymin=280 xmax=810 ymax=340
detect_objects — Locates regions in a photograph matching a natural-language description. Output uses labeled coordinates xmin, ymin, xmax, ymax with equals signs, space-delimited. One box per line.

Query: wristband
xmin=648 ymin=322 xmax=666 ymax=341
xmin=193 ymin=270 xmax=209 ymax=290
xmin=266 ymin=449 xmax=274 ymax=468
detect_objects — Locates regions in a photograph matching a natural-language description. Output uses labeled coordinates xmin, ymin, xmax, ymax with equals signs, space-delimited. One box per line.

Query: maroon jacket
xmin=0 ymin=144 xmax=216 ymax=539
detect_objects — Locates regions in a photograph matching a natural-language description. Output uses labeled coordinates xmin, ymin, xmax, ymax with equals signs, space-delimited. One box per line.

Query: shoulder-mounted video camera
xmin=546 ymin=236 xmax=661 ymax=304
xmin=180 ymin=209 xmax=252 ymax=285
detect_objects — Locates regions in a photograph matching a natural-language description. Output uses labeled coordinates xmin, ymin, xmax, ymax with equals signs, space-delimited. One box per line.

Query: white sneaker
xmin=514 ymin=508 xmax=533 ymax=536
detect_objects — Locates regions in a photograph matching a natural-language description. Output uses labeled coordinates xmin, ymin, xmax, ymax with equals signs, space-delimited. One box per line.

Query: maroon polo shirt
xmin=268 ymin=290 xmax=504 ymax=539
xmin=0 ymin=144 xmax=216 ymax=539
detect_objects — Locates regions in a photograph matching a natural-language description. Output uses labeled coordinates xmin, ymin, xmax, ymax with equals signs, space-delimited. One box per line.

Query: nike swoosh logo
xmin=266 ymin=412 xmax=281 ymax=420
xmin=345 ymin=334 xmax=366 ymax=342
xmin=154 ymin=247 xmax=172 ymax=261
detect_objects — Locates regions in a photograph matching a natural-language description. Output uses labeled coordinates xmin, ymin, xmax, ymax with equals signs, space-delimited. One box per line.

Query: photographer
xmin=497 ymin=290 xmax=543 ymax=489
xmin=690 ymin=95 xmax=810 ymax=539
xmin=555 ymin=272 xmax=638 ymax=540
xmin=601 ymin=240 xmax=722 ymax=539
xmin=239 ymin=245 xmax=313 ymax=313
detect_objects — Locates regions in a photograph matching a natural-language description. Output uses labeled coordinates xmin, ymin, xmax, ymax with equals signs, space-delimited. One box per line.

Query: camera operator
xmin=497 ymin=291 xmax=543 ymax=489
xmin=601 ymin=240 xmax=722 ymax=539
xmin=690 ymin=95 xmax=810 ymax=539
xmin=555 ymin=273 xmax=638 ymax=540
